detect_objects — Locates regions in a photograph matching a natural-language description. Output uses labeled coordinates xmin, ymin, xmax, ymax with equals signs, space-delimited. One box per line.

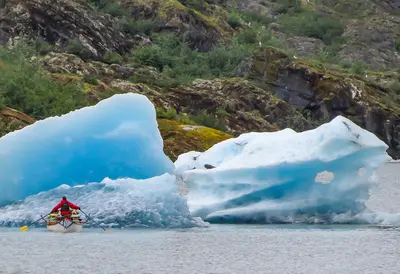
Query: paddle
xmin=20 ymin=213 xmax=51 ymax=232
xmin=79 ymin=209 xmax=109 ymax=232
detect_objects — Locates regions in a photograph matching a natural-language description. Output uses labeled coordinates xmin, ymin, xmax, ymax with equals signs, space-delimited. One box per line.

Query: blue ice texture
xmin=0 ymin=93 xmax=174 ymax=204
xmin=0 ymin=92 xmax=396 ymax=227
xmin=175 ymin=116 xmax=392 ymax=224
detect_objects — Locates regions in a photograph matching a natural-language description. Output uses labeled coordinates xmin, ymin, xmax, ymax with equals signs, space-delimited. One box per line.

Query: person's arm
xmin=51 ymin=201 xmax=62 ymax=212
xmin=67 ymin=201 xmax=80 ymax=210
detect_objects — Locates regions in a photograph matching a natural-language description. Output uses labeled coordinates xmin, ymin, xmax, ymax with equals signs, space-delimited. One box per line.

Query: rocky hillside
xmin=0 ymin=0 xmax=399 ymax=159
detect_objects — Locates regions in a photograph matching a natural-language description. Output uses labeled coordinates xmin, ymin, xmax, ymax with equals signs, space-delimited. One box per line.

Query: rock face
xmin=163 ymin=78 xmax=313 ymax=135
xmin=315 ymin=0 xmax=400 ymax=70
xmin=40 ymin=51 xmax=312 ymax=137
xmin=158 ymin=119 xmax=232 ymax=160
xmin=0 ymin=107 xmax=35 ymax=137
xmin=41 ymin=52 xmax=135 ymax=79
xmin=0 ymin=0 xmax=132 ymax=59
xmin=248 ymin=47 xmax=400 ymax=158
xmin=340 ymin=17 xmax=400 ymax=70
xmin=32 ymin=47 xmax=400 ymax=158
xmin=120 ymin=0 xmax=234 ymax=51
xmin=274 ymin=31 xmax=325 ymax=57
xmin=0 ymin=0 xmax=399 ymax=160
xmin=109 ymin=77 xmax=312 ymax=135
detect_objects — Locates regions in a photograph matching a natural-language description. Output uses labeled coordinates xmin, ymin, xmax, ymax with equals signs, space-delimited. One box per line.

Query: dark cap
xmin=62 ymin=196 xmax=67 ymax=200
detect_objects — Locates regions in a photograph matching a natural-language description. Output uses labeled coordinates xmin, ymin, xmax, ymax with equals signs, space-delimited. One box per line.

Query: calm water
xmin=0 ymin=163 xmax=399 ymax=274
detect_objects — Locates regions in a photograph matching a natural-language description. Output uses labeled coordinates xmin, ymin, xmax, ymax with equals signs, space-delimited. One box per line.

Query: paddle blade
xmin=20 ymin=226 xmax=29 ymax=232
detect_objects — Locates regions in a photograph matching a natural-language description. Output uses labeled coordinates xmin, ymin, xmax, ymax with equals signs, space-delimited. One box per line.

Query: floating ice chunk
xmin=176 ymin=116 xmax=391 ymax=223
xmin=0 ymin=174 xmax=208 ymax=228
xmin=0 ymin=93 xmax=174 ymax=204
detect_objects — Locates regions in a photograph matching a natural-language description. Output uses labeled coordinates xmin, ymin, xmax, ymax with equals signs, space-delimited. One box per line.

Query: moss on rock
xmin=158 ymin=119 xmax=232 ymax=161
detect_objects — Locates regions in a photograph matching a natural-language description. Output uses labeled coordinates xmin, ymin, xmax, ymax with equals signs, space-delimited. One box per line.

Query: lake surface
xmin=0 ymin=163 xmax=399 ymax=274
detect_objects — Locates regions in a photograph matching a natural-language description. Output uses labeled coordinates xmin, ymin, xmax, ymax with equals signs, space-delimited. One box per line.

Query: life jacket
xmin=61 ymin=201 xmax=70 ymax=212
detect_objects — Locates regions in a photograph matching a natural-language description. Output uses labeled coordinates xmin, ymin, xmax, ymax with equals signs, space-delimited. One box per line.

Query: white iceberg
xmin=175 ymin=116 xmax=391 ymax=224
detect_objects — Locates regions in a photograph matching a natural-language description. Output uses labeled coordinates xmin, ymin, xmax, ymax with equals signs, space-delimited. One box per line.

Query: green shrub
xmin=178 ymin=0 xmax=208 ymax=11
xmin=34 ymin=38 xmax=53 ymax=55
xmin=177 ymin=114 xmax=195 ymax=125
xmin=0 ymin=43 xmax=88 ymax=119
xmin=239 ymin=10 xmax=272 ymax=26
xmin=83 ymin=75 xmax=99 ymax=85
xmin=66 ymin=39 xmax=91 ymax=60
xmin=156 ymin=107 xmax=197 ymax=124
xmin=156 ymin=108 xmax=178 ymax=120
xmin=131 ymin=35 xmax=180 ymax=71
xmin=389 ymin=81 xmax=400 ymax=94
xmin=272 ymin=0 xmax=303 ymax=14
xmin=227 ymin=13 xmax=242 ymax=29
xmin=236 ymin=28 xmax=258 ymax=44
xmin=130 ymin=21 xmax=288 ymax=87
xmin=156 ymin=107 xmax=227 ymax=131
xmin=339 ymin=60 xmax=352 ymax=69
xmin=89 ymin=0 xmax=128 ymax=17
xmin=103 ymin=51 xmax=123 ymax=64
xmin=102 ymin=1 xmax=127 ymax=16
xmin=131 ymin=33 xmax=252 ymax=86
xmin=216 ymin=108 xmax=229 ymax=117
xmin=350 ymin=61 xmax=367 ymax=75
xmin=258 ymin=29 xmax=282 ymax=48
xmin=319 ymin=37 xmax=346 ymax=64
xmin=395 ymin=39 xmax=400 ymax=52
xmin=119 ymin=19 xmax=157 ymax=36
xmin=278 ymin=9 xmax=344 ymax=44
xmin=191 ymin=110 xmax=227 ymax=131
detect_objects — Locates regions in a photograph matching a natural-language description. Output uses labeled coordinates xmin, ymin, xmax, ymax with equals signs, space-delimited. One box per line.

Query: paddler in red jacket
xmin=51 ymin=196 xmax=80 ymax=218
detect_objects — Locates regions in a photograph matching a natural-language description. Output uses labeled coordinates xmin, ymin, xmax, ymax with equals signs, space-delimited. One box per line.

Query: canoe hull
xmin=47 ymin=219 xmax=83 ymax=233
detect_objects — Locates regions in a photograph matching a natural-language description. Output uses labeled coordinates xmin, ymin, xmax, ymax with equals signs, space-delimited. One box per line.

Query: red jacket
xmin=52 ymin=200 xmax=80 ymax=213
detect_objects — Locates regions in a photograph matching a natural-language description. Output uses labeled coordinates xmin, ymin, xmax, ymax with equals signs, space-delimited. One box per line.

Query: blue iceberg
xmin=0 ymin=174 xmax=206 ymax=228
xmin=175 ymin=116 xmax=391 ymax=224
xmin=0 ymin=91 xmax=395 ymax=227
xmin=0 ymin=93 xmax=174 ymax=205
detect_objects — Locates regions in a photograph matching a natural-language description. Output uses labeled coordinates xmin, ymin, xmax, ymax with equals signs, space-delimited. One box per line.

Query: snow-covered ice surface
xmin=176 ymin=116 xmax=392 ymax=224
xmin=0 ymin=174 xmax=206 ymax=228
xmin=0 ymin=93 xmax=174 ymax=205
